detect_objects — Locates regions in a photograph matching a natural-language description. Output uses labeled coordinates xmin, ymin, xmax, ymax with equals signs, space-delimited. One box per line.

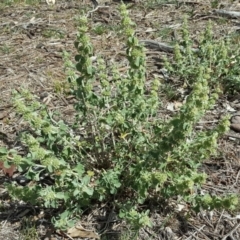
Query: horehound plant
xmin=1 ymin=3 xmax=239 ymax=232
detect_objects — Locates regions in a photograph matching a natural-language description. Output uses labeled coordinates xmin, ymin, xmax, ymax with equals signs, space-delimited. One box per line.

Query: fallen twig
xmin=140 ymin=39 xmax=199 ymax=53
xmin=221 ymin=222 xmax=240 ymax=240
xmin=86 ymin=5 xmax=109 ymax=17
xmin=213 ymin=9 xmax=240 ymax=18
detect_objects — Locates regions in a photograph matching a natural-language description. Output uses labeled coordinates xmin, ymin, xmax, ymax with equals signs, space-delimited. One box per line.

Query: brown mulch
xmin=1 ymin=0 xmax=240 ymax=239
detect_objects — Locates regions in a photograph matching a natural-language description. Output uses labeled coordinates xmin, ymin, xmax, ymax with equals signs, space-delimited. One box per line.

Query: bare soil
xmin=1 ymin=0 xmax=240 ymax=239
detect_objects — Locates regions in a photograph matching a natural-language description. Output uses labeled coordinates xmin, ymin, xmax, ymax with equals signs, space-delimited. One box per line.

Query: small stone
xmin=230 ymin=124 xmax=240 ymax=132
xmin=231 ymin=115 xmax=240 ymax=124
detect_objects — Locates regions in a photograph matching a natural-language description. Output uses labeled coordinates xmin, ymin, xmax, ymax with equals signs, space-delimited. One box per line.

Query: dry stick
xmin=187 ymin=224 xmax=210 ymax=240
xmin=222 ymin=222 xmax=240 ymax=240
xmin=185 ymin=225 xmax=209 ymax=240
xmin=222 ymin=214 xmax=240 ymax=221
xmin=178 ymin=0 xmax=203 ymax=5
xmin=99 ymin=210 xmax=117 ymax=235
xmin=86 ymin=5 xmax=109 ymax=18
xmin=25 ymin=67 xmax=45 ymax=88
xmin=203 ymin=184 xmax=229 ymax=193
xmin=61 ymin=232 xmax=74 ymax=240
xmin=224 ymin=133 xmax=240 ymax=140
xmin=213 ymin=9 xmax=240 ymax=18
xmin=142 ymin=228 xmax=158 ymax=239
xmin=199 ymin=210 xmax=215 ymax=229
xmin=193 ymin=14 xmax=226 ymax=22
xmin=233 ymin=169 xmax=240 ymax=187
xmin=214 ymin=210 xmax=225 ymax=235
xmin=140 ymin=40 xmax=199 ymax=53
xmin=140 ymin=40 xmax=176 ymax=53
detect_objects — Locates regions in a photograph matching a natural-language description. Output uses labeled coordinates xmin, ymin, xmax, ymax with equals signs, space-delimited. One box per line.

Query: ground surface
xmin=0 ymin=0 xmax=240 ymax=239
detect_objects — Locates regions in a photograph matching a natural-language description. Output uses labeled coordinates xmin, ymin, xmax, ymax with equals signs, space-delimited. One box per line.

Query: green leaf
xmin=82 ymin=185 xmax=94 ymax=196
xmin=73 ymin=189 xmax=80 ymax=197
xmin=47 ymin=165 xmax=53 ymax=173
xmin=82 ymin=175 xmax=90 ymax=185
xmin=74 ymin=41 xmax=79 ymax=49
xmin=114 ymin=181 xmax=121 ymax=188
xmin=55 ymin=192 xmax=66 ymax=199
xmin=3 ymin=161 xmax=11 ymax=169
xmin=134 ymin=56 xmax=140 ymax=67
xmin=76 ymin=63 xmax=83 ymax=72
xmin=0 ymin=147 xmax=7 ymax=154
xmin=75 ymin=54 xmax=82 ymax=62
xmin=74 ymin=164 xmax=85 ymax=176
xmin=86 ymin=65 xmax=93 ymax=75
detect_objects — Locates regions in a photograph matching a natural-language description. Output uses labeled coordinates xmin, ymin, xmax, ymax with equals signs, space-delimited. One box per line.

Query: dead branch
xmin=140 ymin=39 xmax=199 ymax=53
xmin=213 ymin=9 xmax=240 ymax=18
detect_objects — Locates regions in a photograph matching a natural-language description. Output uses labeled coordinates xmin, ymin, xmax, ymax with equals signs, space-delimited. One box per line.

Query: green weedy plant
xmin=1 ymin=3 xmax=239 ymax=232
xmin=165 ymin=18 xmax=240 ymax=93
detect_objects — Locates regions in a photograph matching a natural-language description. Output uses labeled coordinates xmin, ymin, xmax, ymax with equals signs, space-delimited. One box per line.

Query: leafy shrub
xmin=1 ymin=4 xmax=239 ymax=231
xmin=165 ymin=18 xmax=240 ymax=93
